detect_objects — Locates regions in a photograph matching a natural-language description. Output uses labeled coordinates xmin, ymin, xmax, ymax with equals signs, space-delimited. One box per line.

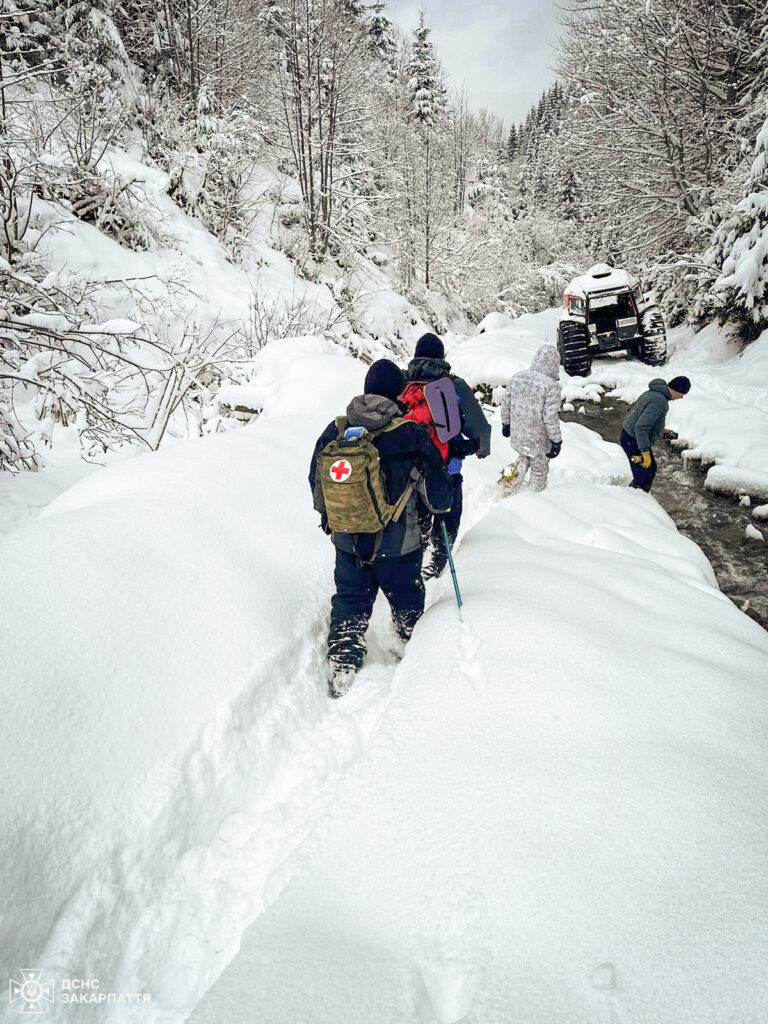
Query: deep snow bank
xmin=0 ymin=339 xmax=396 ymax=1023
xmin=0 ymin=330 xmax=628 ymax=1024
xmin=188 ymin=482 xmax=768 ymax=1024
xmin=446 ymin=308 xmax=563 ymax=388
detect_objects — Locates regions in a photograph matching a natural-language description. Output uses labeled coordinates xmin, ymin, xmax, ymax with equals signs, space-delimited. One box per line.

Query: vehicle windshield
xmin=589 ymin=291 xmax=635 ymax=315
xmin=589 ymin=291 xmax=636 ymax=330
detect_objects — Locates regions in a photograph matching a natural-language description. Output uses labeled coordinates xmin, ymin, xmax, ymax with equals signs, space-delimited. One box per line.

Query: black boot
xmin=328 ymin=661 xmax=358 ymax=699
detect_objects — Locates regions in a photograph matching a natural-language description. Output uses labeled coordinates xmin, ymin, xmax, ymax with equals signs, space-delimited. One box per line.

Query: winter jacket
xmin=309 ymin=394 xmax=452 ymax=561
xmin=622 ymin=379 xmax=670 ymax=452
xmin=500 ymin=345 xmax=562 ymax=457
xmin=406 ymin=357 xmax=491 ymax=458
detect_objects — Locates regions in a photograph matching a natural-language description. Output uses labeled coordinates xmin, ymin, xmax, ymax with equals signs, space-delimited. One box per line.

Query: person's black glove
xmin=501 ymin=423 xmax=510 ymax=438
xmin=448 ymin=437 xmax=479 ymax=459
xmin=547 ymin=440 xmax=562 ymax=459
xmin=320 ymin=514 xmax=331 ymax=535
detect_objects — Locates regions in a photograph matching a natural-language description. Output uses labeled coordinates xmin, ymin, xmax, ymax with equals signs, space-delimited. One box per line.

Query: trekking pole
xmin=440 ymin=520 xmax=463 ymax=612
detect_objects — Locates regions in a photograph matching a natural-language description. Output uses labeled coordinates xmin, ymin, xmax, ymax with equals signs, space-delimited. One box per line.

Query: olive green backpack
xmin=315 ymin=417 xmax=417 ymax=535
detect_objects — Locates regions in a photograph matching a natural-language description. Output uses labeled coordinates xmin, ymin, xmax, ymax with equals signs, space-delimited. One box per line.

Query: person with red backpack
xmin=401 ymin=333 xmax=491 ymax=579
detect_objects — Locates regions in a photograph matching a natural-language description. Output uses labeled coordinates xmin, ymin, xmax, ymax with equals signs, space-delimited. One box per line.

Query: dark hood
xmin=345 ymin=394 xmax=401 ymax=431
xmin=648 ymin=378 xmax=670 ymax=397
xmin=407 ymin=356 xmax=451 ymax=382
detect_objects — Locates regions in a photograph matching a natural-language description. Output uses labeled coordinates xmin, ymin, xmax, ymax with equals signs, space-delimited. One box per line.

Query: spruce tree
xmin=367 ymin=2 xmax=396 ymax=65
xmin=404 ymin=12 xmax=445 ymax=286
xmin=340 ymin=0 xmax=367 ymax=20
xmin=506 ymin=125 xmax=517 ymax=162
xmin=706 ymin=99 xmax=768 ymax=336
xmin=406 ymin=12 xmax=441 ymax=128
xmin=556 ymin=165 xmax=582 ymax=222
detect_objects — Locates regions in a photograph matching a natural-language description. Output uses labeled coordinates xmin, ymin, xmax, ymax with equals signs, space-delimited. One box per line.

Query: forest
xmin=1 ymin=0 xmax=767 ymax=471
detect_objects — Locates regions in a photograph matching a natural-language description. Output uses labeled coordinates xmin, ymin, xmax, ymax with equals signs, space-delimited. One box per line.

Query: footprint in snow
xmin=590 ymin=961 xmax=617 ymax=990
xmin=417 ymin=957 xmax=479 ymax=1024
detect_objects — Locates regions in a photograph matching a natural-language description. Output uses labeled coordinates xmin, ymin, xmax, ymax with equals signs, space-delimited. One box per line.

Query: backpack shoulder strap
xmin=389 ymin=467 xmax=421 ymax=523
xmin=382 ymin=415 xmax=408 ymax=433
xmin=334 ymin=415 xmax=347 ymax=438
xmin=369 ymin=415 xmax=408 ymax=438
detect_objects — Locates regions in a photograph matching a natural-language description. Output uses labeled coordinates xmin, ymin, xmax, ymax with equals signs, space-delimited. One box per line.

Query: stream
xmin=561 ymin=402 xmax=768 ymax=630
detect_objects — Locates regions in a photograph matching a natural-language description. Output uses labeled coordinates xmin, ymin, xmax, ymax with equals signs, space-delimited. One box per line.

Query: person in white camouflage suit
xmin=500 ymin=344 xmax=563 ymax=493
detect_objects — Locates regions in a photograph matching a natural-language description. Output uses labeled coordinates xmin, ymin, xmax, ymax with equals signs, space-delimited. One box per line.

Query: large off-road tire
xmin=639 ymin=308 xmax=668 ymax=366
xmin=557 ymin=320 xmax=592 ymax=377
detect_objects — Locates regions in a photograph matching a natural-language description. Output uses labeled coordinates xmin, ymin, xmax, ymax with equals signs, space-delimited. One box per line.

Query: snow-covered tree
xmin=406 ymin=12 xmax=442 ymax=128
xmin=402 ymin=13 xmax=450 ymax=287
xmin=557 ymin=0 xmax=764 ymax=261
xmin=703 ymin=100 xmax=768 ymax=337
xmin=367 ymin=2 xmax=396 ymax=65
xmin=506 ymin=125 xmax=518 ymax=162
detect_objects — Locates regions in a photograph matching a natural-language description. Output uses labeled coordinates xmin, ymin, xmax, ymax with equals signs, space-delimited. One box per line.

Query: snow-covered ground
xmin=447 ymin=312 xmax=768 ymax=503
xmin=2 ymin=335 xmax=767 ymax=1024
xmin=188 ymin=481 xmax=768 ymax=1024
xmin=447 ymin=308 xmax=563 ymax=389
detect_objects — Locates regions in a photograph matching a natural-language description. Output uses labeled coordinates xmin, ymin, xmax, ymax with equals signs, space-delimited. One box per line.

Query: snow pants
xmin=511 ymin=453 xmax=549 ymax=493
xmin=620 ymin=430 xmax=657 ymax=493
xmin=328 ymin=547 xmax=425 ymax=672
xmin=421 ymin=473 xmax=463 ymax=577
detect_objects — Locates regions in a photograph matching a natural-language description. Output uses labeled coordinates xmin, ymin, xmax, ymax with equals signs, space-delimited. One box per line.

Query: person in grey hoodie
xmin=500 ymin=344 xmax=563 ymax=493
xmin=309 ymin=359 xmax=452 ymax=697
xmin=620 ymin=375 xmax=691 ymax=492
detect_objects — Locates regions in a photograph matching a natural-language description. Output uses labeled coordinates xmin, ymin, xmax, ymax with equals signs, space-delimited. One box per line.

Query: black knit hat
xmin=364 ymin=359 xmax=405 ymax=401
xmin=668 ymin=375 xmax=691 ymax=394
xmin=414 ymin=332 xmax=445 ymax=360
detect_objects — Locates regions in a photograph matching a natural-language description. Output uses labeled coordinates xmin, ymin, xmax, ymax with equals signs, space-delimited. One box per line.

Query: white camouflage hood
xmin=529 ymin=344 xmax=561 ymax=381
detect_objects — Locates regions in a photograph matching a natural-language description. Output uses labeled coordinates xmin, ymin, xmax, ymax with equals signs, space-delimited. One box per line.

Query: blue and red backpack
xmin=400 ymin=378 xmax=462 ymax=463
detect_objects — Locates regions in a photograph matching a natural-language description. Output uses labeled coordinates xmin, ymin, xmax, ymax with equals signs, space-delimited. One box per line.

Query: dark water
xmin=561 ymin=403 xmax=768 ymax=630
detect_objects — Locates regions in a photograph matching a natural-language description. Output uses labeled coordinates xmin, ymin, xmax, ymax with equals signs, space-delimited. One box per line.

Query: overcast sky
xmin=385 ymin=0 xmax=562 ymax=127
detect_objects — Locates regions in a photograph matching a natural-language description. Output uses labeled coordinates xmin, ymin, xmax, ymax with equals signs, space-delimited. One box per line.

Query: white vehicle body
xmin=557 ymin=263 xmax=667 ymax=375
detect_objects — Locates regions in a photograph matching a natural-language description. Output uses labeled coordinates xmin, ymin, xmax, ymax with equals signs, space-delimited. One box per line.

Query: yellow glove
xmin=632 ymin=451 xmax=652 ymax=469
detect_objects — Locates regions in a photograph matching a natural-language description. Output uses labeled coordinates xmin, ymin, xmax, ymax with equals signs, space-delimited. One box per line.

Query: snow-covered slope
xmin=28 ymin=148 xmax=433 ymax=357
xmin=3 ymin=334 xmax=767 ymax=1024
xmin=187 ymin=481 xmax=768 ymax=1024
xmin=1 ymin=141 xmax=438 ymax=534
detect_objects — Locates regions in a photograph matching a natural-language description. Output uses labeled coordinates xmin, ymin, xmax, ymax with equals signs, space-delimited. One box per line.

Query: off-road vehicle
xmin=557 ymin=263 xmax=667 ymax=376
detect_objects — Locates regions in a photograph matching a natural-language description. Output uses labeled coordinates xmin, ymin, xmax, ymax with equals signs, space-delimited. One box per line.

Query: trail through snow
xmin=185 ymin=357 xmax=767 ymax=1024
xmin=1 ymin=341 xmax=398 ymax=1023
xmin=3 ymin=333 xmax=768 ymax=1024
xmin=186 ymin=480 xmax=768 ymax=1024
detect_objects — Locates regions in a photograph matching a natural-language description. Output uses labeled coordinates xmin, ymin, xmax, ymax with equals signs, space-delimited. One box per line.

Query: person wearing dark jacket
xmin=309 ymin=358 xmax=452 ymax=698
xmin=620 ymin=375 xmax=691 ymax=492
xmin=405 ymin=332 xmax=491 ymax=578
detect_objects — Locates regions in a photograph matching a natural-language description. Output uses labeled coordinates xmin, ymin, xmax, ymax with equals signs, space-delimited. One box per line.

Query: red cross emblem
xmin=330 ymin=459 xmax=352 ymax=482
